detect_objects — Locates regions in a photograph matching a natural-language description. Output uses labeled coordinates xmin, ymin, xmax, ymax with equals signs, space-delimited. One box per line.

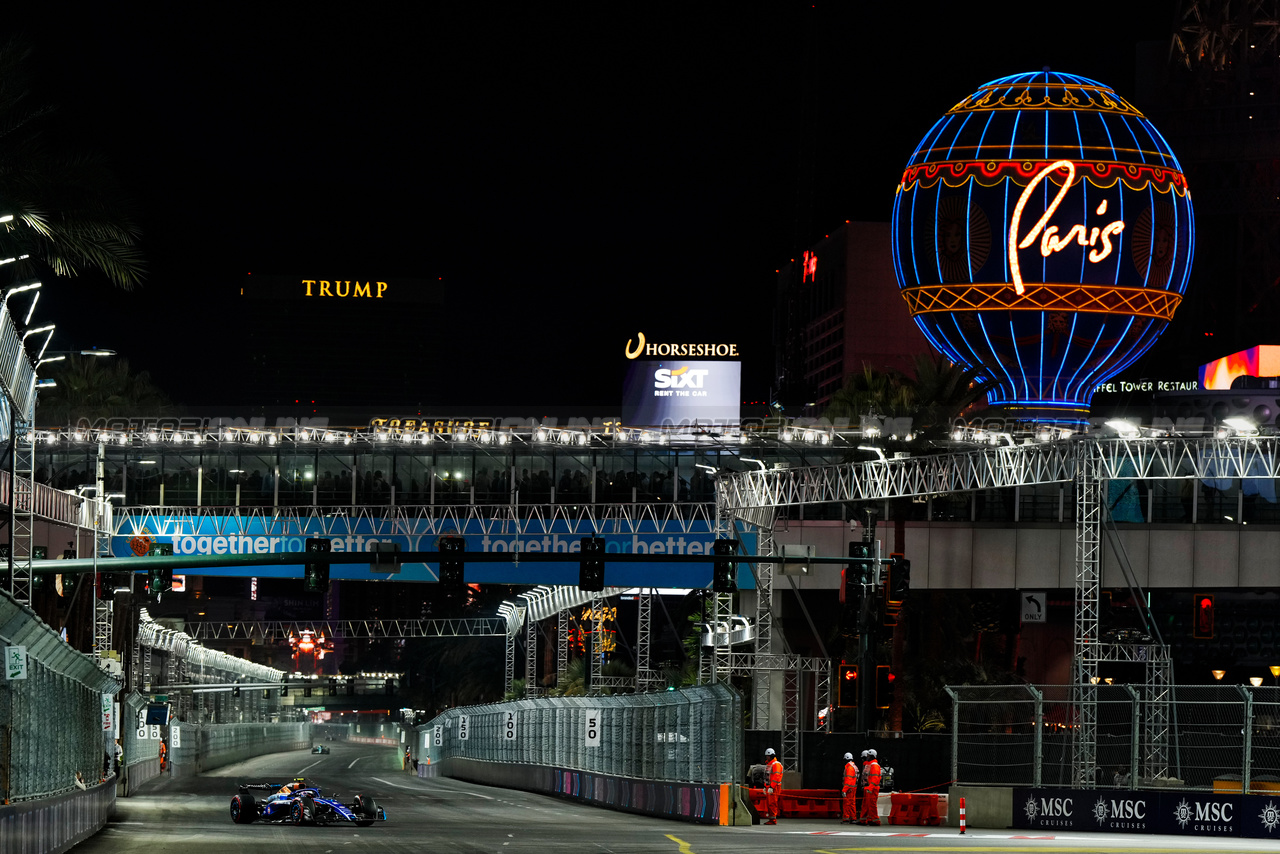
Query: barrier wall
xmin=443 ymin=756 xmax=733 ymax=824
xmin=0 ymin=776 xmax=114 ymax=854
xmin=416 ymin=687 xmax=743 ymax=825
xmin=168 ymin=722 xmax=311 ymax=777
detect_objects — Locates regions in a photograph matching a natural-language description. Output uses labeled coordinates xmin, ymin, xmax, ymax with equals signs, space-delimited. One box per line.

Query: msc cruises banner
xmin=112 ymin=516 xmax=757 ymax=588
xmin=1014 ymin=787 xmax=1280 ymax=839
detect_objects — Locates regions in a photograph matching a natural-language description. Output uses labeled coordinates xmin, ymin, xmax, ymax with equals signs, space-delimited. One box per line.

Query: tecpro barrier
xmin=1014 ymin=787 xmax=1280 ymax=840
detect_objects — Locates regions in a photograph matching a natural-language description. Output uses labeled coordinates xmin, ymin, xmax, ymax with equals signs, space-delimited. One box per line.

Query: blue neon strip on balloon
xmin=1051 ymin=312 xmax=1079 ymax=399
xmin=1006 ymin=314 xmax=1030 ymax=399
xmin=974 ymin=111 xmax=996 ymax=162
xmin=966 ymin=180 xmax=976 ymax=282
xmin=1063 ymin=324 xmax=1106 ymax=402
xmin=932 ymin=178 xmax=945 ymax=284
xmin=908 ymin=183 xmax=922 ymax=286
xmin=1117 ymin=114 xmax=1148 ymax=165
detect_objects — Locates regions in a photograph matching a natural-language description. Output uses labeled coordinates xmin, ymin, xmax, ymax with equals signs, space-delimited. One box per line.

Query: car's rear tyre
xmin=354 ymin=794 xmax=379 ymax=826
xmin=231 ymin=794 xmax=257 ymax=824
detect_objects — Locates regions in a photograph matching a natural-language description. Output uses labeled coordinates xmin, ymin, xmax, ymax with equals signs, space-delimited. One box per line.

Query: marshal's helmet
xmin=844 ymin=752 xmax=853 ymax=761
xmin=765 ymin=747 xmax=775 ymax=757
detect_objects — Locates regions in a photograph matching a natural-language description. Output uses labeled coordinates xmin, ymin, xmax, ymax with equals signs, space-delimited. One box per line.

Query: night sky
xmin=9 ymin=4 xmax=1175 ymax=417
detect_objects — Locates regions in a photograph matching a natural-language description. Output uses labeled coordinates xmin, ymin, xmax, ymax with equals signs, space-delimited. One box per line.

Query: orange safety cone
xmin=959 ymin=797 xmax=966 ymax=834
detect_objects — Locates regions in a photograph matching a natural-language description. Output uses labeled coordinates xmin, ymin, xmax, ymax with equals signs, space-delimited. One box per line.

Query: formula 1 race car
xmin=230 ymin=778 xmax=386 ymax=826
xmin=311 ymin=744 xmax=330 ymax=754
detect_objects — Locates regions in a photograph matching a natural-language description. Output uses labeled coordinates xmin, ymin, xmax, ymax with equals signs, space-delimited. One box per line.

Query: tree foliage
xmin=34 ymin=354 xmax=172 ymax=424
xmin=0 ymin=37 xmax=145 ymax=290
xmin=822 ymin=352 xmax=992 ymax=440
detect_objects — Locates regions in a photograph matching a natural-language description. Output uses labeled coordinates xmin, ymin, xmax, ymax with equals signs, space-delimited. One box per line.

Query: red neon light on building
xmin=802 ymin=250 xmax=817 ymax=282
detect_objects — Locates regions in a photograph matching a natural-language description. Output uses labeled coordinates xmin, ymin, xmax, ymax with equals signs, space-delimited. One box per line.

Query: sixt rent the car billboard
xmin=621 ymin=360 xmax=741 ymax=427
xmin=112 ymin=515 xmax=757 ymax=588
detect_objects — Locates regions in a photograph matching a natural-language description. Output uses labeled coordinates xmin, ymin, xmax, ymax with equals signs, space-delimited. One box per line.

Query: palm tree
xmin=34 ymin=354 xmax=173 ymax=424
xmin=821 ymin=352 xmax=991 ymax=439
xmin=0 ymin=37 xmax=145 ymax=290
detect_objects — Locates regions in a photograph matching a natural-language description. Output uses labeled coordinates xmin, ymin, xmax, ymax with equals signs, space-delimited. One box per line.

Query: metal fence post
xmin=1123 ymin=685 xmax=1139 ymax=789
xmin=1030 ymin=683 xmax=1043 ymax=788
xmin=1237 ymin=684 xmax=1253 ymax=794
xmin=945 ymin=686 xmax=959 ymax=785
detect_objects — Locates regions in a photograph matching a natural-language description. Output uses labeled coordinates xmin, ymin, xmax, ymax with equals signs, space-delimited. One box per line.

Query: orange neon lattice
xmin=899 ymin=160 xmax=1188 ymax=194
xmin=901 ymin=282 xmax=1182 ymax=321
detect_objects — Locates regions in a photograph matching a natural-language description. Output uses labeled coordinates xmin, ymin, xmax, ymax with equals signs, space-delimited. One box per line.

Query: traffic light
xmin=281 ymin=683 xmax=289 ymax=697
xmin=304 ymin=685 xmax=312 ymax=698
xmin=875 ymin=665 xmax=895 ymax=709
xmin=838 ymin=664 xmax=858 ymax=708
xmin=96 ymin=572 xmax=117 ymax=601
xmin=1194 ymin=594 xmax=1215 ymax=639
xmin=579 ymin=536 xmax=605 ymax=592
xmin=712 ymin=538 xmax=739 ymax=593
xmin=304 ymin=537 xmax=331 ymax=592
xmin=849 ymin=541 xmax=875 ymax=586
xmin=384 ymin=679 xmax=394 ymax=696
xmin=887 ymin=553 xmax=910 ymax=606
xmin=439 ymin=535 xmax=465 ymax=588
xmin=329 ymin=678 xmax=338 ymax=696
xmin=232 ymin=682 xmax=241 ymax=698
xmin=371 ymin=540 xmax=402 ymax=572
xmin=146 ymin=543 xmax=173 ymax=599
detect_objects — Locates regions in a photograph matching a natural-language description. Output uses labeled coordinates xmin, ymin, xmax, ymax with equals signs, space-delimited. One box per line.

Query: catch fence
xmin=418 ymin=683 xmax=742 ymax=784
xmin=0 ymin=591 xmax=120 ymax=802
xmin=950 ymin=683 xmax=1280 ymax=791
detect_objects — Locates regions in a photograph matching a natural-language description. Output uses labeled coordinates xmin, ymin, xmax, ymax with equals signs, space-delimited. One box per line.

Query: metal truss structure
xmin=184 ymin=617 xmax=510 ymax=641
xmin=717 ymin=434 xmax=1280 ymax=785
xmin=10 ymin=422 xmax=33 ymax=605
xmin=1072 ymin=443 xmax=1104 ymax=786
xmin=112 ymin=500 xmax=721 ymax=541
xmin=557 ymin=609 xmax=569 ymax=691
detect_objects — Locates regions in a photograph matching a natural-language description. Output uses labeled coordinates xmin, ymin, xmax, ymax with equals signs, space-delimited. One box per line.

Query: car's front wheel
xmin=353 ymin=794 xmax=379 ymax=827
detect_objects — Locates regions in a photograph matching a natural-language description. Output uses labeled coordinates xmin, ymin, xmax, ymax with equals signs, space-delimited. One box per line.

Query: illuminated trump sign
xmin=892 ymin=71 xmax=1194 ymax=423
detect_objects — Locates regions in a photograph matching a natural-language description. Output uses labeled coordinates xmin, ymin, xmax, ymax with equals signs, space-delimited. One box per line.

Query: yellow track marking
xmin=664 ymin=834 xmax=695 ymax=854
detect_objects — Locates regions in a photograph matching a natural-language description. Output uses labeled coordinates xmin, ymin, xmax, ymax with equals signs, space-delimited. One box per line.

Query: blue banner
xmin=113 ymin=516 xmax=757 ymax=588
xmin=1013 ymin=787 xmax=1280 ymax=839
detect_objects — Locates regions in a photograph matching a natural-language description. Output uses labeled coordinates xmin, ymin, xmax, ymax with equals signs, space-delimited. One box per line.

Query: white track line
xmin=371 ymin=776 xmax=492 ymax=797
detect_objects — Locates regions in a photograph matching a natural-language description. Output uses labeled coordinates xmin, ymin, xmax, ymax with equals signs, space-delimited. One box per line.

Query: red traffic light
xmin=837 ymin=664 xmax=858 ymax=707
xmin=1194 ymin=594 xmax=1214 ymax=639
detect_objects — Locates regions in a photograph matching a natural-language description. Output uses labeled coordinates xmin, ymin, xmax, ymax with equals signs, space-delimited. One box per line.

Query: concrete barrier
xmin=169 ymin=722 xmax=311 ymax=777
xmin=0 ymin=775 xmax=115 ymax=854
xmin=443 ymin=756 xmax=730 ymax=824
xmin=948 ymin=785 xmax=1012 ymax=828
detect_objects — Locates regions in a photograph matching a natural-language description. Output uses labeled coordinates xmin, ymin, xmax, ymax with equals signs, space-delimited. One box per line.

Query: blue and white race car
xmin=230 ymin=778 xmax=386 ymax=826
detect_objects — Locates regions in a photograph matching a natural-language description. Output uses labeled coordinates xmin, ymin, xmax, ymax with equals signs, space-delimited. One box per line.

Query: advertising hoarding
xmin=113 ymin=516 xmax=757 ymax=588
xmin=621 ymin=360 xmax=740 ymax=427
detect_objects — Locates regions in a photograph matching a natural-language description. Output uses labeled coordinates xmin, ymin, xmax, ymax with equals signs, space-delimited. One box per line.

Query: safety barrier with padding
xmin=744 ymin=788 xmax=946 ymax=824
xmin=888 ymin=792 xmax=943 ymax=825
